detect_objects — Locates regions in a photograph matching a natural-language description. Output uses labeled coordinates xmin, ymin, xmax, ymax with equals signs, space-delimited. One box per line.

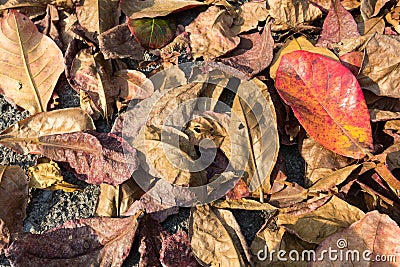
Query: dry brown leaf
xmin=311 ymin=211 xmax=400 ymax=266
xmin=370 ymin=109 xmax=400 ymax=122
xmin=270 ymin=36 xmax=338 ymax=80
xmin=277 ymin=196 xmax=365 ymax=244
xmin=0 ymin=11 xmax=63 ymax=114
xmin=27 ymin=159 xmax=81 ymax=192
xmin=113 ymin=69 xmax=154 ymax=101
xmin=360 ymin=0 xmax=390 ymax=20
xmin=0 ymin=218 xmax=10 ymax=254
xmin=212 ymin=198 xmax=277 ymax=210
xmin=185 ymin=6 xmax=240 ymax=60
xmin=267 ymin=0 xmax=322 ymax=31
xmin=0 ymin=108 xmax=95 ymax=154
xmin=121 ymin=0 xmax=205 ymax=20
xmin=0 ymin=166 xmax=28 ymax=236
xmin=358 ymin=17 xmax=385 ymax=35
xmin=358 ymin=34 xmax=400 ymax=98
xmin=76 ymin=0 xmax=119 ymax=36
xmin=231 ymin=1 xmax=269 ymax=35
xmin=184 ymin=115 xmax=227 ymax=149
xmin=189 ymin=205 xmax=252 ymax=267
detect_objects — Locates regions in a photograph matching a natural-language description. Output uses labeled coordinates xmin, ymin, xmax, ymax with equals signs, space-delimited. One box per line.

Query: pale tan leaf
xmin=231 ymin=1 xmax=269 ymax=35
xmin=113 ymin=69 xmax=154 ymax=100
xmin=0 ymin=11 xmax=63 ymax=114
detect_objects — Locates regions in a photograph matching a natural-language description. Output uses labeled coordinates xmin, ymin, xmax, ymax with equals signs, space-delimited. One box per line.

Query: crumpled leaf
xmin=311 ymin=0 xmax=361 ymax=10
xmin=357 ymin=34 xmax=400 ymax=98
xmin=99 ymin=24 xmax=145 ymax=60
xmin=95 ymin=178 xmax=144 ymax=217
xmin=360 ymin=0 xmax=389 ymax=20
xmin=231 ymin=1 xmax=270 ymax=34
xmin=0 ymin=166 xmax=28 ymax=235
xmin=316 ymin=0 xmax=360 ymax=48
xmin=128 ymin=17 xmax=176 ymax=49
xmin=6 ymin=213 xmax=142 ymax=266
xmin=76 ymin=0 xmax=119 ymax=36
xmin=0 ymin=108 xmax=95 ymax=154
xmin=276 ymin=50 xmax=373 ymax=159
xmin=222 ymin=25 xmax=274 ymax=78
xmin=70 ymin=48 xmax=118 ymax=120
xmin=0 ymin=11 xmax=63 ymax=114
xmin=160 ymin=231 xmax=201 ymax=267
xmin=212 ymin=198 xmax=277 ymax=210
xmin=270 ymin=36 xmax=339 ymax=80
xmin=267 ymin=0 xmax=322 ymax=31
xmin=277 ymin=195 xmax=365 ymax=244
xmin=113 ymin=69 xmax=154 ymax=100
xmin=185 ymin=6 xmax=240 ymax=60
xmin=27 ymin=159 xmax=80 ymax=192
xmin=121 ymin=0 xmax=205 ymax=20
xmin=190 ymin=205 xmax=253 ymax=266
xmin=311 ymin=211 xmax=400 ymax=266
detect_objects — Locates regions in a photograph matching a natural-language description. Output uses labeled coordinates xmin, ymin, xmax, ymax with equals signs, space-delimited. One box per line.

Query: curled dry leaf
xmin=212 ymin=198 xmax=277 ymax=210
xmin=267 ymin=0 xmax=322 ymax=31
xmin=0 ymin=166 xmax=28 ymax=235
xmin=311 ymin=211 xmax=400 ymax=266
xmin=339 ymin=51 xmax=364 ymax=75
xmin=358 ymin=34 xmax=400 ymax=98
xmin=36 ymin=131 xmax=138 ymax=185
xmin=121 ymin=0 xmax=205 ymax=20
xmin=113 ymin=69 xmax=154 ymax=100
xmin=311 ymin=0 xmax=361 ymax=10
xmin=99 ymin=24 xmax=145 ymax=60
xmin=0 ymin=108 xmax=95 ymax=154
xmin=27 ymin=159 xmax=81 ymax=192
xmin=184 ymin=115 xmax=227 ymax=149
xmin=76 ymin=0 xmax=119 ymax=36
xmin=222 ymin=25 xmax=274 ymax=78
xmin=0 ymin=11 xmax=63 ymax=114
xmin=270 ymin=36 xmax=339 ymax=80
xmin=360 ymin=0 xmax=389 ymax=20
xmin=128 ymin=18 xmax=176 ymax=49
xmin=190 ymin=205 xmax=252 ymax=267
xmin=6 ymin=212 xmax=142 ymax=267
xmin=185 ymin=6 xmax=240 ymax=60
xmin=276 ymin=50 xmax=373 ymax=159
xmin=316 ymin=0 xmax=360 ymax=48
xmin=231 ymin=1 xmax=269 ymax=35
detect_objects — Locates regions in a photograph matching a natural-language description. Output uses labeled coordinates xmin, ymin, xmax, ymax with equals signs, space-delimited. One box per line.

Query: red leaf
xmin=275 ymin=50 xmax=373 ymax=159
xmin=339 ymin=51 xmax=364 ymax=76
xmin=316 ymin=0 xmax=360 ymax=48
xmin=225 ymin=179 xmax=250 ymax=200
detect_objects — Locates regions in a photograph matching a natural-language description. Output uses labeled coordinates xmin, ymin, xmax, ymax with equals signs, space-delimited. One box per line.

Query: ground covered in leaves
xmin=0 ymin=0 xmax=400 ymax=266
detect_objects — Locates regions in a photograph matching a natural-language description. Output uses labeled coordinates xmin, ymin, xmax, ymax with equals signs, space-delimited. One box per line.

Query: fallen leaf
xmin=339 ymin=51 xmax=364 ymax=75
xmin=70 ymin=48 xmax=118 ymax=120
xmin=27 ymin=159 xmax=81 ymax=192
xmin=360 ymin=0 xmax=389 ymax=20
xmin=6 ymin=213 xmax=142 ymax=266
xmin=0 ymin=166 xmax=28 ymax=235
xmin=270 ymin=36 xmax=339 ymax=80
xmin=316 ymin=0 xmax=360 ymax=48
xmin=370 ymin=109 xmax=400 ymax=122
xmin=99 ymin=24 xmax=145 ymax=60
xmin=358 ymin=17 xmax=385 ymax=35
xmin=0 ymin=108 xmax=95 ymax=154
xmin=231 ymin=1 xmax=270 ymax=34
xmin=311 ymin=211 xmax=400 ymax=266
xmin=190 ymin=205 xmax=252 ymax=266
xmin=311 ymin=0 xmax=361 ymax=10
xmin=128 ymin=17 xmax=176 ymax=49
xmin=185 ymin=6 xmax=240 ymax=60
xmin=121 ymin=0 xmax=205 ymax=20
xmin=184 ymin=115 xmax=227 ymax=149
xmin=0 ymin=11 xmax=63 ymax=114
xmin=113 ymin=69 xmax=154 ymax=100
xmin=212 ymin=198 xmax=277 ymax=210
xmin=222 ymin=25 xmax=274 ymax=78
xmin=225 ymin=178 xmax=250 ymax=200
xmin=0 ymin=219 xmax=10 ymax=254
xmin=276 ymin=50 xmax=373 ymax=159
xmin=267 ymin=0 xmax=322 ymax=31
xmin=160 ymin=231 xmax=201 ymax=267
xmin=358 ymin=34 xmax=400 ymax=98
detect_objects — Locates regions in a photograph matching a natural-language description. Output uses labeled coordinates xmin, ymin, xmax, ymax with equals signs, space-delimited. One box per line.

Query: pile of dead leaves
xmin=0 ymin=0 xmax=400 ymax=266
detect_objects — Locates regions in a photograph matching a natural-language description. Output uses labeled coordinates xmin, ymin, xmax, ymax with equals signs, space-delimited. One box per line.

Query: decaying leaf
xmin=128 ymin=18 xmax=176 ymax=49
xmin=270 ymin=36 xmax=339 ymax=80
xmin=222 ymin=25 xmax=274 ymax=78
xmin=316 ymin=0 xmax=360 ymax=47
xmin=358 ymin=34 xmax=400 ymax=98
xmin=121 ymin=0 xmax=205 ymax=20
xmin=190 ymin=205 xmax=253 ymax=266
xmin=0 ymin=166 xmax=28 ymax=235
xmin=6 ymin=212 xmax=143 ymax=266
xmin=276 ymin=50 xmax=373 ymax=159
xmin=0 ymin=108 xmax=95 ymax=154
xmin=113 ymin=69 xmax=154 ymax=100
xmin=0 ymin=11 xmax=63 ymax=114
xmin=267 ymin=0 xmax=322 ymax=31
xmin=185 ymin=6 xmax=240 ymax=60
xmin=360 ymin=0 xmax=389 ymax=20
xmin=231 ymin=1 xmax=270 ymax=34
xmin=311 ymin=211 xmax=400 ymax=266
xmin=339 ymin=51 xmax=364 ymax=75
xmin=0 ymin=219 xmax=10 ymax=254
xmin=28 ymin=159 xmax=81 ymax=192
